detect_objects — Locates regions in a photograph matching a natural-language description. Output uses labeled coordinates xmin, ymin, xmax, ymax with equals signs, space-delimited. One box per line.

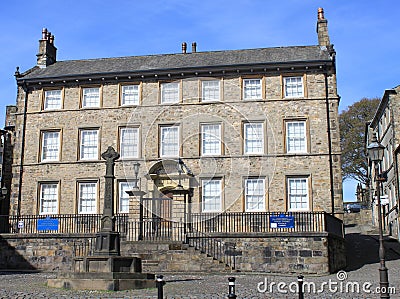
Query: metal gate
xmin=141 ymin=197 xmax=186 ymax=241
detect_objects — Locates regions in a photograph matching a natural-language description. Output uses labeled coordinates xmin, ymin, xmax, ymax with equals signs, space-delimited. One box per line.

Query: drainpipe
xmin=324 ymin=70 xmax=335 ymax=215
xmin=16 ymin=82 xmax=29 ymax=218
xmin=390 ymin=95 xmax=400 ymax=241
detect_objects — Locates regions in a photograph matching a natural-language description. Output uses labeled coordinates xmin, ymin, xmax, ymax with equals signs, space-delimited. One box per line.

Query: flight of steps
xmin=121 ymin=241 xmax=233 ymax=273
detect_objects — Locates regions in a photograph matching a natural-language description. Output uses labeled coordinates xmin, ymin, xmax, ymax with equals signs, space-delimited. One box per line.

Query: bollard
xmin=156 ymin=275 xmax=165 ymax=299
xmin=298 ymin=275 xmax=304 ymax=299
xmin=228 ymin=277 xmax=237 ymax=299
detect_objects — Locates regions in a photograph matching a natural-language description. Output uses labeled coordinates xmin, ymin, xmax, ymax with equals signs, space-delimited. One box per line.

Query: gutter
xmin=16 ymin=60 xmax=334 ymax=85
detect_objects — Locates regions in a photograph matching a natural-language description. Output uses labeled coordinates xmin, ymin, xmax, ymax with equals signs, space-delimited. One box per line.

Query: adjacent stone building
xmin=6 ymin=8 xmax=342 ymax=219
xmin=367 ymin=85 xmax=400 ymax=241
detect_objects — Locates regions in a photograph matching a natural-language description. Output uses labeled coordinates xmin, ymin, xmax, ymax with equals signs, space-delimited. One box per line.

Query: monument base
xmin=48 ymin=256 xmax=156 ymax=291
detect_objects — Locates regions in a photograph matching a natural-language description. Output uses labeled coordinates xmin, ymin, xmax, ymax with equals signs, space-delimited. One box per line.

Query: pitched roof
xmin=20 ymin=45 xmax=332 ymax=81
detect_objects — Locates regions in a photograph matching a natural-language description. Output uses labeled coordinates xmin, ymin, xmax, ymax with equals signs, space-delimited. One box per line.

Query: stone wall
xmin=0 ymin=233 xmax=345 ymax=275
xmin=343 ymin=210 xmax=372 ymax=226
xmin=0 ymin=234 xmax=90 ymax=271
xmin=9 ymin=72 xmax=342 ymax=216
xmin=124 ymin=233 xmax=345 ymax=275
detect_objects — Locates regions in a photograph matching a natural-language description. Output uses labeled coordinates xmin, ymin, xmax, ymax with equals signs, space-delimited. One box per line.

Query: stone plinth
xmin=48 ymin=256 xmax=155 ymax=291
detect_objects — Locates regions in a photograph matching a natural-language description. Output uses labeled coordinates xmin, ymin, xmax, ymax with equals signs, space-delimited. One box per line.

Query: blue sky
xmin=1 ymin=0 xmax=399 ymax=201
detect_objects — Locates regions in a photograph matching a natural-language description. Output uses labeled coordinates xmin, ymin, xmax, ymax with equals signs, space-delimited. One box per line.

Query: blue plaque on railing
xmin=269 ymin=214 xmax=295 ymax=229
xmin=37 ymin=217 xmax=59 ymax=231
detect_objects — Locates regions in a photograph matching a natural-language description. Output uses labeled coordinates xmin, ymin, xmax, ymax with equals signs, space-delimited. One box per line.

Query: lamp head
xmin=133 ymin=162 xmax=140 ymax=178
xmin=367 ymin=133 xmax=385 ymax=163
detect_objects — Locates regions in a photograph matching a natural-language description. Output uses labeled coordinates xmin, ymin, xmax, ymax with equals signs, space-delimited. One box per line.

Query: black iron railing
xmin=191 ymin=212 xmax=328 ymax=234
xmin=0 ymin=211 xmax=343 ymax=239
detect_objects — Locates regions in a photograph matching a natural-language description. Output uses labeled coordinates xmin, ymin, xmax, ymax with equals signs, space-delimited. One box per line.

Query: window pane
xmin=122 ymin=85 xmax=139 ymax=105
xmin=80 ymin=130 xmax=98 ymax=160
xmin=202 ymin=124 xmax=221 ymax=155
xmin=243 ymin=79 xmax=262 ymax=99
xmin=284 ymin=77 xmax=304 ymax=98
xmin=202 ymin=179 xmax=222 ymax=212
xmin=287 ymin=121 xmax=306 ymax=153
xmin=82 ymin=88 xmax=100 ymax=107
xmin=79 ymin=182 xmax=97 ymax=214
xmin=288 ymin=178 xmax=309 ymax=210
xmin=161 ymin=83 xmax=179 ymax=104
xmin=120 ymin=128 xmax=139 ymax=158
xmin=245 ymin=178 xmax=265 ymax=211
xmin=119 ymin=181 xmax=134 ymax=213
xmin=44 ymin=90 xmax=62 ymax=110
xmin=40 ymin=183 xmax=58 ymax=214
xmin=244 ymin=123 xmax=264 ymax=154
xmin=202 ymin=81 xmax=220 ymax=101
xmin=41 ymin=131 xmax=60 ymax=161
xmin=160 ymin=126 xmax=179 ymax=157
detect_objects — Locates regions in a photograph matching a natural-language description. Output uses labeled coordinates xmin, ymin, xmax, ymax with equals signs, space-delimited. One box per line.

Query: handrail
xmin=186 ymin=229 xmax=235 ymax=270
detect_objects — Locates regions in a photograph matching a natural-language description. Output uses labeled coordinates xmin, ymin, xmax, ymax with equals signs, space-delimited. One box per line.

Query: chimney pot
xmin=182 ymin=42 xmax=187 ymax=54
xmin=316 ymin=7 xmax=330 ymax=47
xmin=192 ymin=42 xmax=197 ymax=53
xmin=50 ymin=35 xmax=55 ymax=44
xmin=42 ymin=28 xmax=47 ymax=40
xmin=318 ymin=7 xmax=325 ymax=20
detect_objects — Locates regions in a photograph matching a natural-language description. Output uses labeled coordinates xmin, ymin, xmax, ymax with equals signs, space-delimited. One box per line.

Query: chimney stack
xmin=191 ymin=42 xmax=197 ymax=53
xmin=316 ymin=8 xmax=330 ymax=47
xmin=182 ymin=42 xmax=187 ymax=54
xmin=37 ymin=28 xmax=57 ymax=68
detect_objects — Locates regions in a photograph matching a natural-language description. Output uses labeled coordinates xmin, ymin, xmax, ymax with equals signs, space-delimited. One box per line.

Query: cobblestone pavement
xmin=0 ymin=225 xmax=399 ymax=299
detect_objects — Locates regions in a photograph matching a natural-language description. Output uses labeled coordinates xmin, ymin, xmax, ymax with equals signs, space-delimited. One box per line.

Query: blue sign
xmin=269 ymin=214 xmax=295 ymax=229
xmin=37 ymin=217 xmax=59 ymax=231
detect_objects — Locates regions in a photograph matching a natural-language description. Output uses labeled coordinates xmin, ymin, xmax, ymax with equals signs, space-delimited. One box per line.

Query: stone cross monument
xmin=94 ymin=146 xmax=120 ymax=255
xmin=47 ymin=146 xmax=156 ymax=291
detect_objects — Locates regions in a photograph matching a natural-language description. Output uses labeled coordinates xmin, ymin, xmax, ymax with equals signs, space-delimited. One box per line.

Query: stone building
xmin=7 ymin=8 xmax=341 ymax=219
xmin=367 ymin=85 xmax=400 ymax=241
xmin=1 ymin=8 xmax=345 ymax=274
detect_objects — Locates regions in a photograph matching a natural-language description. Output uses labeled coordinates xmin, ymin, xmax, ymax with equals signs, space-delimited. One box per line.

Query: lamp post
xmin=126 ymin=162 xmax=146 ymax=241
xmin=367 ymin=133 xmax=390 ymax=298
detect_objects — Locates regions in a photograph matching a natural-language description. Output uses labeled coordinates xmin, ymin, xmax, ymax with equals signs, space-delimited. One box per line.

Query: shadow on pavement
xmin=345 ymin=232 xmax=400 ymax=272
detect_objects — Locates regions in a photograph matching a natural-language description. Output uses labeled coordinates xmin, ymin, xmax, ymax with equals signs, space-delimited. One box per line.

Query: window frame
xmin=159 ymin=125 xmax=180 ymax=158
xmin=38 ymin=182 xmax=59 ymax=215
xmin=201 ymin=123 xmax=222 ymax=156
xmin=243 ymin=122 xmax=265 ymax=154
xmin=120 ymin=84 xmax=140 ymax=106
xmin=118 ymin=181 xmax=135 ymax=213
xmin=285 ymin=120 xmax=307 ymax=154
xmin=81 ymin=86 xmax=101 ymax=108
xmin=244 ymin=177 xmax=266 ymax=212
xmin=287 ymin=177 xmax=310 ymax=211
xmin=201 ymin=80 xmax=221 ymax=102
xmin=160 ymin=82 xmax=180 ymax=104
xmin=79 ymin=128 xmax=99 ymax=160
xmin=201 ymin=178 xmax=223 ymax=212
xmin=77 ymin=181 xmax=98 ymax=214
xmin=243 ymin=78 xmax=262 ymax=100
xmin=119 ymin=127 xmax=140 ymax=159
xmin=40 ymin=130 xmax=61 ymax=162
xmin=43 ymin=89 xmax=63 ymax=110
xmin=283 ymin=76 xmax=304 ymax=98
